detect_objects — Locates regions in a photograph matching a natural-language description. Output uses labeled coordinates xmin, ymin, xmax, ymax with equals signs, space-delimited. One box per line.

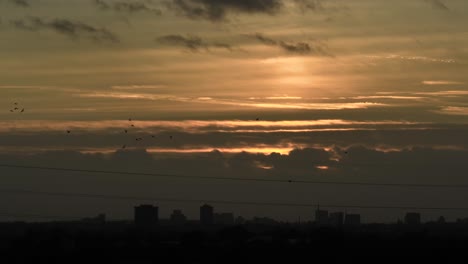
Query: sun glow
xmin=260 ymin=57 xmax=314 ymax=89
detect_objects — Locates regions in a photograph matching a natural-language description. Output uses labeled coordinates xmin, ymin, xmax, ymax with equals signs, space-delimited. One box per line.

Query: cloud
xmin=165 ymin=0 xmax=283 ymax=21
xmin=10 ymin=17 xmax=120 ymax=43
xmin=366 ymin=54 xmax=456 ymax=64
xmin=436 ymin=106 xmax=468 ymax=116
xmin=293 ymin=0 xmax=324 ymax=12
xmin=251 ymin=33 xmax=332 ymax=56
xmin=1 ymin=146 xmax=468 ymax=223
xmin=93 ymin=0 xmax=162 ymax=15
xmin=156 ymin=34 xmax=233 ymax=52
xmin=7 ymin=0 xmax=29 ymax=7
xmin=422 ymin=81 xmax=464 ymax=86
xmin=75 ymin=91 xmax=384 ymax=109
xmin=425 ymin=0 xmax=449 ymax=10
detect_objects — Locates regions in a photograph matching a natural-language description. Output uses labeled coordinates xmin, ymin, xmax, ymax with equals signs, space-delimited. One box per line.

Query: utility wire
xmin=1 ymin=188 xmax=468 ymax=211
xmin=1 ymin=164 xmax=468 ymax=189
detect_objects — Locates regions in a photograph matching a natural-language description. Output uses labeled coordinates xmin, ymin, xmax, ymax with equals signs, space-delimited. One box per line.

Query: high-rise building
xmin=134 ymin=204 xmax=158 ymax=228
xmin=315 ymin=208 xmax=329 ymax=226
xmin=344 ymin=214 xmax=361 ymax=227
xmin=405 ymin=212 xmax=421 ymax=225
xmin=200 ymin=204 xmax=214 ymax=226
xmin=170 ymin=209 xmax=187 ymax=225
xmin=329 ymin=212 xmax=344 ymax=227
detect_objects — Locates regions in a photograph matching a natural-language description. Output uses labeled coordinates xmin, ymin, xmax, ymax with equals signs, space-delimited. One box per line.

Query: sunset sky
xmin=1 ymin=0 xmax=468 ymax=223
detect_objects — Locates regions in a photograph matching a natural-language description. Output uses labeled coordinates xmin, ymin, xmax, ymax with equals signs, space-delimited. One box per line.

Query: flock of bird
xmin=8 ymin=103 xmax=349 ymax=157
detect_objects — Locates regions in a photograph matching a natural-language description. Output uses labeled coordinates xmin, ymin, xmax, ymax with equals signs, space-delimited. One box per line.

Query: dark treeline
xmin=1 ymin=221 xmax=468 ymax=263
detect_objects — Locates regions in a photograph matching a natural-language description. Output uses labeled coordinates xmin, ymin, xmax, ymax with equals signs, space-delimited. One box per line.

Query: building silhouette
xmin=405 ymin=212 xmax=421 ymax=225
xmin=344 ymin=214 xmax=361 ymax=227
xmin=134 ymin=204 xmax=158 ymax=228
xmin=437 ymin=216 xmax=446 ymax=224
xmin=329 ymin=212 xmax=344 ymax=227
xmin=315 ymin=207 xmax=329 ymax=226
xmin=215 ymin=213 xmax=235 ymax=225
xmin=82 ymin=213 xmax=106 ymax=224
xmin=252 ymin=217 xmax=278 ymax=226
xmin=200 ymin=204 xmax=214 ymax=226
xmin=170 ymin=209 xmax=187 ymax=225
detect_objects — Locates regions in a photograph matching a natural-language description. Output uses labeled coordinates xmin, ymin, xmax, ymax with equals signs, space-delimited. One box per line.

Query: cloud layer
xmin=11 ymin=17 xmax=120 ymax=43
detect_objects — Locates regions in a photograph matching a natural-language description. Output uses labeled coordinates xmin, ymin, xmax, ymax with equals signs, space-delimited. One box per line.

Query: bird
xmin=128 ymin=118 xmax=132 ymax=121
xmin=9 ymin=110 xmax=13 ymax=112
xmin=14 ymin=107 xmax=18 ymax=110
xmin=256 ymin=118 xmax=260 ymax=121
xmin=14 ymin=102 xmax=18 ymax=105
xmin=344 ymin=151 xmax=348 ymax=155
xmin=151 ymin=135 xmax=155 ymax=138
xmin=169 ymin=136 xmax=173 ymax=140
xmin=131 ymin=124 xmax=135 ymax=127
xmin=66 ymin=130 xmax=71 ymax=134
xmin=21 ymin=108 xmax=25 ymax=113
xmin=122 ymin=145 xmax=126 ymax=149
xmin=288 ymin=180 xmax=293 ymax=183
xmin=124 ymin=130 xmax=128 ymax=133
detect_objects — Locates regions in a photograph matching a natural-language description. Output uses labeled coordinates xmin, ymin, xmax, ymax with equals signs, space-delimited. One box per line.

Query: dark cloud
xmin=10 ymin=17 xmax=120 ymax=43
xmin=425 ymin=0 xmax=449 ymax=10
xmin=294 ymin=0 xmax=324 ymax=12
xmin=156 ymin=34 xmax=233 ymax=52
xmin=165 ymin=0 xmax=283 ymax=21
xmin=251 ymin=33 xmax=332 ymax=56
xmin=7 ymin=0 xmax=29 ymax=7
xmin=93 ymin=0 xmax=162 ymax=15
xmin=1 ymin=147 xmax=468 ymax=222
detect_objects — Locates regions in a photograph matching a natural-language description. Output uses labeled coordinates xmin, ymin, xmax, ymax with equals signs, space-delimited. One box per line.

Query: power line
xmin=1 ymin=188 xmax=468 ymax=211
xmin=0 ymin=212 xmax=81 ymax=220
xmin=1 ymin=163 xmax=468 ymax=189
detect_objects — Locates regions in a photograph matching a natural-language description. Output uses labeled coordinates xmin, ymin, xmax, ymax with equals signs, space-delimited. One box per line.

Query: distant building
xmin=405 ymin=212 xmax=421 ymax=225
xmin=235 ymin=216 xmax=246 ymax=225
xmin=251 ymin=217 xmax=278 ymax=226
xmin=315 ymin=208 xmax=329 ymax=226
xmin=200 ymin=204 xmax=214 ymax=226
xmin=215 ymin=213 xmax=235 ymax=225
xmin=82 ymin=213 xmax=106 ymax=224
xmin=170 ymin=210 xmax=187 ymax=225
xmin=329 ymin=212 xmax=344 ymax=227
xmin=437 ymin=216 xmax=446 ymax=224
xmin=344 ymin=214 xmax=361 ymax=227
xmin=134 ymin=204 xmax=158 ymax=228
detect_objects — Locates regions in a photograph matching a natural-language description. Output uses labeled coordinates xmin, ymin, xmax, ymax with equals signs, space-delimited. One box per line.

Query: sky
xmin=1 ymin=0 xmax=468 ymax=223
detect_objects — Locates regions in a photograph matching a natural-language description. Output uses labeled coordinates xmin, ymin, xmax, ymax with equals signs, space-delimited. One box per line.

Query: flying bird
xmin=124 ymin=130 xmax=128 ymax=133
xmin=256 ymin=118 xmax=260 ymax=121
xmin=66 ymin=130 xmax=71 ymax=134
xmin=21 ymin=108 xmax=25 ymax=113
